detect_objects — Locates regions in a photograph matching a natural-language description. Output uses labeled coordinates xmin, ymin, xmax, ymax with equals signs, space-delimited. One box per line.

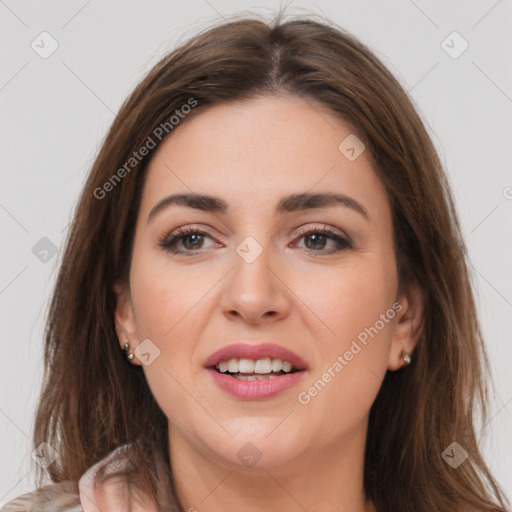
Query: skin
xmin=114 ymin=94 xmax=425 ymax=512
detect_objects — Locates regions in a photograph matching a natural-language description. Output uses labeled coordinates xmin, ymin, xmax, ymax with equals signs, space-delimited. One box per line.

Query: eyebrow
xmin=147 ymin=192 xmax=369 ymax=223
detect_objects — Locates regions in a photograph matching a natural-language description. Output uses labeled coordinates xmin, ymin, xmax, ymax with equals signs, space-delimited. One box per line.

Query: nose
xmin=220 ymin=243 xmax=291 ymax=325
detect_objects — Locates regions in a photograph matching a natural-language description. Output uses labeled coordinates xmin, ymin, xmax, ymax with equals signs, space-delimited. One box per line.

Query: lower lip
xmin=206 ymin=368 xmax=307 ymax=400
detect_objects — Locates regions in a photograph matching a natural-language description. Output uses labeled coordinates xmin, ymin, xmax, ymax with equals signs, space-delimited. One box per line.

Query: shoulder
xmin=1 ymin=480 xmax=82 ymax=511
xmin=1 ymin=443 xmax=157 ymax=512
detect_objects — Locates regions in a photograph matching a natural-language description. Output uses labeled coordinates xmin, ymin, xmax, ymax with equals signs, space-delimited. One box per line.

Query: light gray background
xmin=1 ymin=0 xmax=511 ymax=505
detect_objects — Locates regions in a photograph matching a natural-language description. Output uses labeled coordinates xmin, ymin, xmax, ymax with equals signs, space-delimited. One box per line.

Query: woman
xmin=2 ymin=11 xmax=509 ymax=512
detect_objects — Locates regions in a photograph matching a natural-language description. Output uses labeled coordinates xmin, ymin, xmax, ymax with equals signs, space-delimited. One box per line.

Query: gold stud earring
xmin=123 ymin=342 xmax=134 ymax=361
xmin=400 ymin=349 xmax=411 ymax=367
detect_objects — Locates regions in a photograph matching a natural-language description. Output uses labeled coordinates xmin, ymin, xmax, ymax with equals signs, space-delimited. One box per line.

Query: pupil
xmin=306 ymin=234 xmax=326 ymax=250
xmin=184 ymin=234 xmax=202 ymax=249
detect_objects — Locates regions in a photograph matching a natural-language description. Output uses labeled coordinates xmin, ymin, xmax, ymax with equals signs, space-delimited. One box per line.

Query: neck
xmin=168 ymin=420 xmax=376 ymax=512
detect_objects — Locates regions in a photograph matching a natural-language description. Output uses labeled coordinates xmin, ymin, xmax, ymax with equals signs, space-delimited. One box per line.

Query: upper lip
xmin=204 ymin=343 xmax=309 ymax=370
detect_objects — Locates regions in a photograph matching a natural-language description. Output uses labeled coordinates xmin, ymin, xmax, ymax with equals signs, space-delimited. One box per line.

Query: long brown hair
xmin=33 ymin=11 xmax=510 ymax=512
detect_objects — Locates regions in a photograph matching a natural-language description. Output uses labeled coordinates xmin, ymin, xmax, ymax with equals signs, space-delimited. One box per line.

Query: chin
xmin=199 ymin=422 xmax=307 ymax=471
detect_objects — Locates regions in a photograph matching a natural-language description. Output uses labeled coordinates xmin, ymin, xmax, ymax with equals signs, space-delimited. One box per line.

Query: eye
xmin=292 ymin=225 xmax=353 ymax=255
xmin=158 ymin=226 xmax=219 ymax=255
xmin=158 ymin=224 xmax=353 ymax=257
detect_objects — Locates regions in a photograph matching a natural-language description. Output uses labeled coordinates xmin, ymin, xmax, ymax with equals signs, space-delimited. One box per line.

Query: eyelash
xmin=157 ymin=225 xmax=353 ymax=257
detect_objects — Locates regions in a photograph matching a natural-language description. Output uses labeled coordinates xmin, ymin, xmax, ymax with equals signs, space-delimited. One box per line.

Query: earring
xmin=400 ymin=349 xmax=411 ymax=367
xmin=123 ymin=342 xmax=134 ymax=361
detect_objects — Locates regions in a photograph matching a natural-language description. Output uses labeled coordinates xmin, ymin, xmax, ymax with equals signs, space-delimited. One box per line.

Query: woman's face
xmin=115 ymin=94 xmax=420 ymax=471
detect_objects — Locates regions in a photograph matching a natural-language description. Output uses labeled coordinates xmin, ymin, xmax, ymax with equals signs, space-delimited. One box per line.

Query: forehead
xmin=139 ymin=94 xmax=389 ymax=223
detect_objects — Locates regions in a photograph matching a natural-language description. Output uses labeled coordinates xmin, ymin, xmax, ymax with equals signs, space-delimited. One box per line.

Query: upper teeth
xmin=216 ymin=358 xmax=294 ymax=374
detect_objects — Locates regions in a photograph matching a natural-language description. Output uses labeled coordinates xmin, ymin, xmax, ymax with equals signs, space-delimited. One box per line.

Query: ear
xmin=113 ymin=280 xmax=141 ymax=366
xmin=388 ymin=279 xmax=425 ymax=371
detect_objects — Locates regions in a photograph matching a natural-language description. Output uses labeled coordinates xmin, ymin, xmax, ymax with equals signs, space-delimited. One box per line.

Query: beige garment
xmin=1 ymin=444 xmax=160 ymax=512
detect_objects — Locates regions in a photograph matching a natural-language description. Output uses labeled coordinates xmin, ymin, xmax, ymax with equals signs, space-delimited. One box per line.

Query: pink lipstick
xmin=204 ymin=343 xmax=308 ymax=400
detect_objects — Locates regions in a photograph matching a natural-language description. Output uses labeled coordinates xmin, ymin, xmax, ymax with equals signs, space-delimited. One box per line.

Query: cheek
xmin=291 ymin=253 xmax=396 ymax=347
xmin=129 ymin=245 xmax=205 ymax=339
xmin=131 ymin=276 xmax=182 ymax=338
xmin=128 ymin=249 xmax=218 ymax=386
xmin=128 ymin=258 xmax=202 ymax=425
xmin=293 ymin=254 xmax=396 ymax=423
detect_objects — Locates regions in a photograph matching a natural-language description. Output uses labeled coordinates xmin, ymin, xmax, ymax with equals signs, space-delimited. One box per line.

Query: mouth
xmin=204 ymin=343 xmax=308 ymax=400
xmin=210 ymin=357 xmax=303 ymax=380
